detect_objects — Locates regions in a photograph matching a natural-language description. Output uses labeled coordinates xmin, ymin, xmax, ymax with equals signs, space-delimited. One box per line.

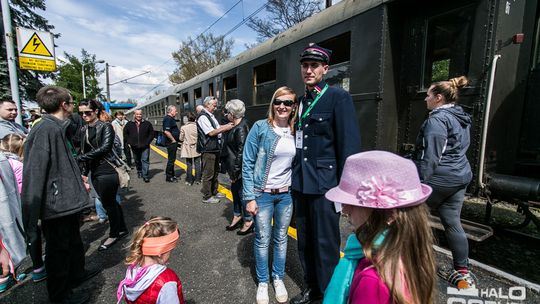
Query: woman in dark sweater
xmin=78 ymin=100 xmax=128 ymax=251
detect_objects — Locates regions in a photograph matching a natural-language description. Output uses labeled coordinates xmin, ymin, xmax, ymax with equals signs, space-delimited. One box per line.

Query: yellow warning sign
xmin=20 ymin=33 xmax=53 ymax=57
xmin=19 ymin=57 xmax=56 ymax=72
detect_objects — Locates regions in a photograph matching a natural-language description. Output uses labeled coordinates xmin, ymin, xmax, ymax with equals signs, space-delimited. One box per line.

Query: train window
xmin=423 ymin=6 xmax=474 ymax=88
xmin=318 ymin=32 xmax=351 ymax=65
xmin=253 ymin=60 xmax=276 ymax=104
xmin=533 ymin=15 xmax=540 ymax=68
xmin=223 ymin=75 xmax=237 ymax=102
xmin=208 ymin=83 xmax=214 ymax=98
xmin=194 ymin=87 xmax=202 ymax=102
xmin=182 ymin=92 xmax=188 ymax=104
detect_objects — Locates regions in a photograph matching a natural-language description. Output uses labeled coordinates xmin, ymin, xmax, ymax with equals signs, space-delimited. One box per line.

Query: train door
xmin=517 ymin=6 xmax=540 ymax=178
xmin=396 ymin=3 xmax=477 ymax=155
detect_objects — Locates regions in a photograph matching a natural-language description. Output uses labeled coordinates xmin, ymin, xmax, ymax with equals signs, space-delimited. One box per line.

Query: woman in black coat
xmin=78 ymin=100 xmax=128 ymax=251
xmin=222 ymin=99 xmax=252 ymax=235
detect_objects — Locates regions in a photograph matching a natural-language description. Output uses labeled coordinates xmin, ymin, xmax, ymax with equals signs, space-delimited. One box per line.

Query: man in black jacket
xmin=290 ymin=44 xmax=361 ymax=304
xmin=22 ymin=85 xmax=93 ymax=304
xmin=124 ymin=109 xmax=154 ymax=182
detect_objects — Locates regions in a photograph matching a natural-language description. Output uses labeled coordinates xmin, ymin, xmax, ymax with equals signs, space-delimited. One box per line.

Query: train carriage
xmin=130 ymin=0 xmax=540 ymax=232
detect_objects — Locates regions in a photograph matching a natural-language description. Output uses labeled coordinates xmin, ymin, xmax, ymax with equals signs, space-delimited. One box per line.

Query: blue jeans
xmin=95 ymin=198 xmax=107 ymax=220
xmin=254 ymin=192 xmax=293 ymax=283
xmin=132 ymin=146 xmax=150 ymax=178
xmin=231 ymin=179 xmax=252 ymax=222
xmin=185 ymin=157 xmax=201 ymax=183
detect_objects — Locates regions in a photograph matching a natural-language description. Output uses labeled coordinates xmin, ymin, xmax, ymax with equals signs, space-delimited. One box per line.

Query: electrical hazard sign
xmin=16 ymin=27 xmax=56 ymax=72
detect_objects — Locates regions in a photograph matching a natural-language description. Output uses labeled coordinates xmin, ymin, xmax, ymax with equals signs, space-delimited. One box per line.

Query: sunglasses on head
xmin=79 ymin=110 xmax=95 ymax=116
xmin=272 ymin=99 xmax=295 ymax=107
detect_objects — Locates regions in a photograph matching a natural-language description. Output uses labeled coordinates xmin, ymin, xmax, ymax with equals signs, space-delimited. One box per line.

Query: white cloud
xmin=193 ymin=0 xmax=225 ymax=18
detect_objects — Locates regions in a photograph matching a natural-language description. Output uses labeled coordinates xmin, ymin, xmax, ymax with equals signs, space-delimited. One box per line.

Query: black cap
xmin=300 ymin=43 xmax=332 ymax=64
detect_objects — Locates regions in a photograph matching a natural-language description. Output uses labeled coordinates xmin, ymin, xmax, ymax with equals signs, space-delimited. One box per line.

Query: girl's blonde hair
xmin=356 ymin=204 xmax=436 ymax=304
xmin=1 ymin=133 xmax=25 ymax=159
xmin=266 ymin=86 xmax=297 ymax=133
xmin=125 ymin=217 xmax=178 ymax=266
xmin=431 ymin=76 xmax=468 ymax=103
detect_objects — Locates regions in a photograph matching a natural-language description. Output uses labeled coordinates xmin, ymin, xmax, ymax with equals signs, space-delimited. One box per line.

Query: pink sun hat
xmin=325 ymin=151 xmax=432 ymax=209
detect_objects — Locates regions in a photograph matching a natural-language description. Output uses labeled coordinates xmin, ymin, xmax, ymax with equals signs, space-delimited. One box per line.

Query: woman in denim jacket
xmin=242 ymin=86 xmax=297 ymax=304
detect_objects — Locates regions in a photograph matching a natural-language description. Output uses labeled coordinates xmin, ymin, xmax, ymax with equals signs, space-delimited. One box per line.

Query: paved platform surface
xmin=1 ymin=145 xmax=539 ymax=303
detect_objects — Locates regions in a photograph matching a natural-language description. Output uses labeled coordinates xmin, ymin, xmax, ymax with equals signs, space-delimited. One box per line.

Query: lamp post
xmin=82 ymin=60 xmax=105 ymax=99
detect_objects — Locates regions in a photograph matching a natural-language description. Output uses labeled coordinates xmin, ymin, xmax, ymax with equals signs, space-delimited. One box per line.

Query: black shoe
xmin=290 ymin=288 xmax=322 ymax=304
xmin=137 ymin=172 xmax=142 ymax=178
xmin=165 ymin=177 xmax=175 ymax=182
xmin=143 ymin=177 xmax=150 ymax=183
xmin=225 ymin=220 xmax=243 ymax=231
xmin=70 ymin=268 xmax=101 ymax=288
xmin=236 ymin=223 xmax=254 ymax=236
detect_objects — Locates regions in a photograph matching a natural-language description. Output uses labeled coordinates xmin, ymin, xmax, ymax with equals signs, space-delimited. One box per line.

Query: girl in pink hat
xmin=323 ymin=151 xmax=436 ymax=304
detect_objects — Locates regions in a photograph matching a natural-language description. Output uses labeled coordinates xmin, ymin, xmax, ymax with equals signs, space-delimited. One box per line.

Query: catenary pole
xmin=1 ymin=0 xmax=23 ymax=125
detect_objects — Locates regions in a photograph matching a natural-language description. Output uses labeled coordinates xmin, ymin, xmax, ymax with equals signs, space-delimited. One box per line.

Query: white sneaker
xmin=256 ymin=283 xmax=269 ymax=304
xmin=273 ymin=279 xmax=288 ymax=303
xmin=215 ymin=192 xmax=226 ymax=198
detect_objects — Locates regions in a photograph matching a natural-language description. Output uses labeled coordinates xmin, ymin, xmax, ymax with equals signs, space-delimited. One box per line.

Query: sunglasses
xmin=79 ymin=110 xmax=95 ymax=116
xmin=272 ymin=99 xmax=295 ymax=107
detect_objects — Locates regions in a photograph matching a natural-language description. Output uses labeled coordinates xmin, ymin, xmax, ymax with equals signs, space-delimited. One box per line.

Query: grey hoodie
xmin=414 ymin=104 xmax=473 ymax=187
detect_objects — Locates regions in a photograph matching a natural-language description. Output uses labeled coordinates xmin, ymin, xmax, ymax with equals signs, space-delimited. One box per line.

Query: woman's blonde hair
xmin=266 ymin=86 xmax=297 ymax=133
xmin=1 ymin=133 xmax=25 ymax=159
xmin=356 ymin=204 xmax=436 ymax=304
xmin=125 ymin=216 xmax=178 ymax=266
xmin=431 ymin=76 xmax=468 ymax=103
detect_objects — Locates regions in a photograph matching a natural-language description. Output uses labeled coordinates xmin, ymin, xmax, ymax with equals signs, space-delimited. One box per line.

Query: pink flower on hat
xmin=356 ymin=176 xmax=405 ymax=207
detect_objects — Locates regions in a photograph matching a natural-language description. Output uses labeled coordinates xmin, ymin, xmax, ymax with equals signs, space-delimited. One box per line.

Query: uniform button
xmin=305 ymin=124 xmax=309 ymax=128
xmin=329 ymin=165 xmax=333 ymax=169
xmin=319 ymin=118 xmax=323 ymax=121
xmin=303 ymin=158 xmax=307 ymax=161
xmin=308 ymin=102 xmax=312 ymax=105
xmin=304 ymin=135 xmax=308 ymax=139
xmin=303 ymin=146 xmax=307 ymax=150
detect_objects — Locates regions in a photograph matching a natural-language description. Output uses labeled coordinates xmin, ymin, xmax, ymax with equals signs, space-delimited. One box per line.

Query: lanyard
xmin=298 ymin=84 xmax=329 ymax=128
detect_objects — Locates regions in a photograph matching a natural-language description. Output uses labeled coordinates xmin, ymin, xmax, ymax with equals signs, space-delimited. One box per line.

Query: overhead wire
xmin=138 ymin=0 xmax=269 ymax=99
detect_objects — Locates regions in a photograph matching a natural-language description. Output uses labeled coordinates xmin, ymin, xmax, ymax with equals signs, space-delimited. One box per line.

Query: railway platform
xmin=1 ymin=146 xmax=539 ymax=303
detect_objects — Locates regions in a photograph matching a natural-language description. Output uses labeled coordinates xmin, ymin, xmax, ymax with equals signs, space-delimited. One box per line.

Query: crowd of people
xmin=0 ymin=42 xmax=475 ymax=304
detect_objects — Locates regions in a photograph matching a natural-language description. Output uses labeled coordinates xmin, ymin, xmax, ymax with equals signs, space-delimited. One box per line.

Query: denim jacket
xmin=242 ymin=119 xmax=281 ymax=201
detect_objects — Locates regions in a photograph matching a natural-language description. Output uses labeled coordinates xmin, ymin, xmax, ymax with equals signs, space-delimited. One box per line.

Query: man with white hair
xmin=197 ymin=96 xmax=233 ymax=204
xmin=124 ymin=109 xmax=154 ymax=183
xmin=196 ymin=104 xmax=204 ymax=114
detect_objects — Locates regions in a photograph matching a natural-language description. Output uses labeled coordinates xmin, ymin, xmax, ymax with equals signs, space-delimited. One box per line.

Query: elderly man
xmin=162 ymin=105 xmax=180 ymax=182
xmin=197 ymin=96 xmax=233 ymax=204
xmin=124 ymin=109 xmax=154 ymax=183
xmin=290 ymin=43 xmax=361 ymax=304
xmin=0 ymin=100 xmax=28 ymax=139
xmin=112 ymin=111 xmax=132 ymax=167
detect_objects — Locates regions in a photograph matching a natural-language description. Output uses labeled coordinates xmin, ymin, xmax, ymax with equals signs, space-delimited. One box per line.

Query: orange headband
xmin=142 ymin=230 xmax=179 ymax=256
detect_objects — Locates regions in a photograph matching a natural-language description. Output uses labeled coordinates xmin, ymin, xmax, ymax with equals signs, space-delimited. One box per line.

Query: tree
xmin=247 ymin=0 xmax=321 ymax=43
xmin=54 ymin=49 xmax=104 ymax=104
xmin=169 ymin=33 xmax=234 ymax=84
xmin=0 ymin=0 xmax=56 ymax=101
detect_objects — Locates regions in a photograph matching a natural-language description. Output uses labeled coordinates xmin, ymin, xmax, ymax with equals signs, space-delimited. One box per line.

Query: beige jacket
xmin=179 ymin=122 xmax=200 ymax=158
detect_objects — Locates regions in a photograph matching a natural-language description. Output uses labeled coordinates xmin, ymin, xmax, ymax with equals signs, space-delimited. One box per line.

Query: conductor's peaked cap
xmin=300 ymin=43 xmax=332 ymax=64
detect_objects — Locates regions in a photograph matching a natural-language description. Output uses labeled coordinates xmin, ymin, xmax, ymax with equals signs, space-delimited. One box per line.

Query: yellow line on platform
xmin=150 ymin=144 xmax=233 ymax=201
xmin=150 ymin=144 xmax=345 ymax=257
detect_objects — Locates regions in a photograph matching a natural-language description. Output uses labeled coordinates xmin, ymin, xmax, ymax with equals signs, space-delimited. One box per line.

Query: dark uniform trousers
xmin=41 ymin=212 xmax=85 ymax=302
xmin=292 ymin=80 xmax=361 ymax=295
xmin=294 ymin=192 xmax=341 ymax=295
xmin=201 ymin=151 xmax=220 ymax=199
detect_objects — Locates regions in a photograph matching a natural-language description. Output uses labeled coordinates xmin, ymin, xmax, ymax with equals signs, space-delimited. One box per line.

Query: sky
xmin=40 ymin=0 xmax=277 ymax=103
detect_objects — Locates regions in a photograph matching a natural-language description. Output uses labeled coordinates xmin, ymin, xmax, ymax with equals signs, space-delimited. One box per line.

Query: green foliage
xmin=247 ymin=0 xmax=321 ymax=43
xmin=54 ymin=49 xmax=104 ymax=105
xmin=431 ymin=59 xmax=450 ymax=83
xmin=0 ymin=0 xmax=56 ymax=101
xmin=169 ymin=33 xmax=234 ymax=84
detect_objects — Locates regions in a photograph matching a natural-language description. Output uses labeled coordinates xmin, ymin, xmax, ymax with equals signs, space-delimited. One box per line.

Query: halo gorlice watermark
xmin=447 ymin=286 xmax=527 ymax=304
